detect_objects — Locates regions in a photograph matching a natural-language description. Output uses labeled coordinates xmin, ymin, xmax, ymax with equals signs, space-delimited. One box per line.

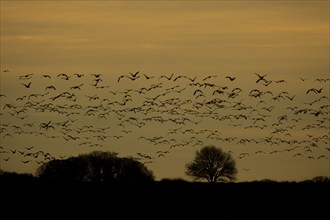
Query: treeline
xmin=1 ymin=173 xmax=329 ymax=219
xmin=1 ymin=169 xmax=329 ymax=184
xmin=0 ymin=149 xmax=329 ymax=218
xmin=1 ymin=150 xmax=155 ymax=184
xmin=0 ymin=172 xmax=330 ymax=219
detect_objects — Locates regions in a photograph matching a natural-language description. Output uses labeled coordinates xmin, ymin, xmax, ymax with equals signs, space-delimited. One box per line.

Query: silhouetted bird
xmin=20 ymin=82 xmax=32 ymax=88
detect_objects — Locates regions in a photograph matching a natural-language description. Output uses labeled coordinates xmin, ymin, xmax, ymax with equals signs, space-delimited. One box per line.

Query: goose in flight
xmin=225 ymin=76 xmax=236 ymax=81
xmin=129 ymin=71 xmax=139 ymax=78
xmin=159 ymin=73 xmax=174 ymax=80
xmin=20 ymin=82 xmax=32 ymax=88
xmin=143 ymin=74 xmax=154 ymax=80
xmin=74 ymin=73 xmax=84 ymax=78
xmin=254 ymin=73 xmax=268 ymax=83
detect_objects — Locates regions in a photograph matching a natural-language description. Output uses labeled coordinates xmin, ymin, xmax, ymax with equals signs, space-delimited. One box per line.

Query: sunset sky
xmin=0 ymin=1 xmax=329 ymax=182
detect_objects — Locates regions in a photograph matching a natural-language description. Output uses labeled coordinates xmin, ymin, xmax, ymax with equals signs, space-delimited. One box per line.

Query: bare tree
xmin=185 ymin=145 xmax=237 ymax=183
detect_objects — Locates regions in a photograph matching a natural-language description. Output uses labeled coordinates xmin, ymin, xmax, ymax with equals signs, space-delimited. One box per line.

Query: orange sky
xmin=1 ymin=1 xmax=329 ymax=75
xmin=0 ymin=1 xmax=329 ymax=182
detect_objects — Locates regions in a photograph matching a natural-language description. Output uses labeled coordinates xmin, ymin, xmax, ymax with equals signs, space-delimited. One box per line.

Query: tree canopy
xmin=185 ymin=145 xmax=237 ymax=183
xmin=36 ymin=150 xmax=154 ymax=183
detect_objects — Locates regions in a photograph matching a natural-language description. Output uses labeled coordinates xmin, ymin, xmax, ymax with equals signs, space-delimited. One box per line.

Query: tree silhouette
xmin=81 ymin=151 xmax=119 ymax=182
xmin=36 ymin=157 xmax=88 ymax=182
xmin=116 ymin=157 xmax=155 ymax=182
xmin=311 ymin=176 xmax=330 ymax=183
xmin=36 ymin=150 xmax=154 ymax=183
xmin=185 ymin=145 xmax=237 ymax=183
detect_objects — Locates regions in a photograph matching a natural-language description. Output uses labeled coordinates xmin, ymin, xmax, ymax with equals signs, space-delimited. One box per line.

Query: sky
xmin=0 ymin=0 xmax=329 ymax=182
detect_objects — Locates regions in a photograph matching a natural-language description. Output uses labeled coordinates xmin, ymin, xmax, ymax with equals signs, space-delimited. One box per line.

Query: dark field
xmin=1 ymin=175 xmax=329 ymax=219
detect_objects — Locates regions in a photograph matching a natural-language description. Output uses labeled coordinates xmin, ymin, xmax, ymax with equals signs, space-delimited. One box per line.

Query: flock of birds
xmin=0 ymin=70 xmax=329 ymax=178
